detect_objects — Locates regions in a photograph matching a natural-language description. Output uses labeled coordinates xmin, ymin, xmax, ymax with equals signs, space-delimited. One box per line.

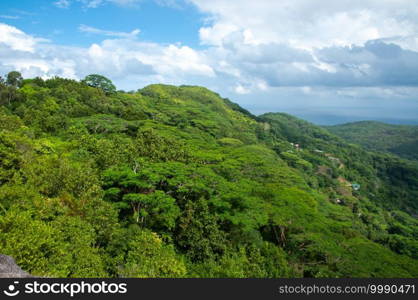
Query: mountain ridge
xmin=0 ymin=75 xmax=417 ymax=278
xmin=325 ymin=121 xmax=418 ymax=161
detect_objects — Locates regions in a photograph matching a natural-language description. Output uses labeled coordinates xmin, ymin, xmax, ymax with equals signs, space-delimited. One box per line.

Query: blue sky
xmin=1 ymin=0 xmax=418 ymax=124
xmin=0 ymin=0 xmax=204 ymax=47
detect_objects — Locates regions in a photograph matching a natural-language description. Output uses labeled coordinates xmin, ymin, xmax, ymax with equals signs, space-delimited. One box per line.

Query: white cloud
xmin=72 ymin=0 xmax=102 ymax=8
xmin=185 ymin=0 xmax=418 ymax=93
xmin=0 ymin=22 xmax=214 ymax=90
xmin=54 ymin=0 xmax=71 ymax=9
xmin=235 ymin=84 xmax=250 ymax=94
xmin=3 ymin=0 xmax=418 ymax=92
xmin=79 ymin=24 xmax=140 ymax=38
xmin=53 ymin=0 xmax=144 ymax=9
xmin=77 ymin=0 xmax=186 ymax=9
xmin=110 ymin=0 xmax=142 ymax=5
xmin=0 ymin=15 xmax=20 ymax=20
xmin=190 ymin=0 xmax=418 ymax=49
xmin=154 ymin=0 xmax=184 ymax=9
xmin=0 ymin=23 xmax=47 ymax=52
xmin=78 ymin=0 xmax=143 ymax=8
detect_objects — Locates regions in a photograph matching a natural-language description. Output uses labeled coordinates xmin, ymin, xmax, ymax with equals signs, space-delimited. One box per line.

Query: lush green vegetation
xmin=326 ymin=121 xmax=418 ymax=161
xmin=0 ymin=73 xmax=417 ymax=278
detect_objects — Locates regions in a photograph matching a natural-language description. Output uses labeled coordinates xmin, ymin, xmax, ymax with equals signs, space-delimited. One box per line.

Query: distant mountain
xmin=325 ymin=121 xmax=418 ymax=161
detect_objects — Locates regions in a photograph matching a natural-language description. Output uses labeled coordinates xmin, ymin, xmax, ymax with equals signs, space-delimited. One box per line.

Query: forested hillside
xmin=326 ymin=121 xmax=418 ymax=161
xmin=0 ymin=73 xmax=417 ymax=278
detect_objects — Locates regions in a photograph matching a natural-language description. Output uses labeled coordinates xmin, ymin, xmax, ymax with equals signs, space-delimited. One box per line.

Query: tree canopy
xmin=0 ymin=74 xmax=417 ymax=278
xmin=82 ymin=74 xmax=116 ymax=95
xmin=6 ymin=71 xmax=23 ymax=88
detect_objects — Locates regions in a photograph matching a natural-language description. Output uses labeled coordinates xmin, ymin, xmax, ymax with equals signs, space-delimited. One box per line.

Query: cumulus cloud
xmin=0 ymin=22 xmax=214 ymax=90
xmin=315 ymin=41 xmax=418 ymax=86
xmin=0 ymin=23 xmax=47 ymax=52
xmin=190 ymin=0 xmax=418 ymax=49
xmin=218 ymin=39 xmax=418 ymax=88
xmin=182 ymin=0 xmax=418 ymax=94
xmin=3 ymin=0 xmax=418 ymax=92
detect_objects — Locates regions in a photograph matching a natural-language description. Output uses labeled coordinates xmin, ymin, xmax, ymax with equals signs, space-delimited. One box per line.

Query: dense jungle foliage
xmin=0 ymin=73 xmax=417 ymax=278
xmin=326 ymin=121 xmax=418 ymax=161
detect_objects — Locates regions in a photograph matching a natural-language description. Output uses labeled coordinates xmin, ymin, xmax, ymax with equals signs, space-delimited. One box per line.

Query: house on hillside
xmin=352 ymin=183 xmax=361 ymax=191
xmin=290 ymin=142 xmax=301 ymax=151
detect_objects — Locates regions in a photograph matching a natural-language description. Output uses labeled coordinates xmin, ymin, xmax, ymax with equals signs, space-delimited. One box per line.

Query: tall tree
xmin=6 ymin=71 xmax=23 ymax=88
xmin=82 ymin=74 xmax=116 ymax=95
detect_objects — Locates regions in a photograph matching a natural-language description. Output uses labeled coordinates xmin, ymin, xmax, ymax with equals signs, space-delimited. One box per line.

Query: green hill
xmin=326 ymin=121 xmax=418 ymax=161
xmin=0 ymin=75 xmax=417 ymax=278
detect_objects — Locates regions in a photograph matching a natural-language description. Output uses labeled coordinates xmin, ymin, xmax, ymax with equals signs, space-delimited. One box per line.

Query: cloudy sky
xmin=1 ymin=0 xmax=418 ymax=124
